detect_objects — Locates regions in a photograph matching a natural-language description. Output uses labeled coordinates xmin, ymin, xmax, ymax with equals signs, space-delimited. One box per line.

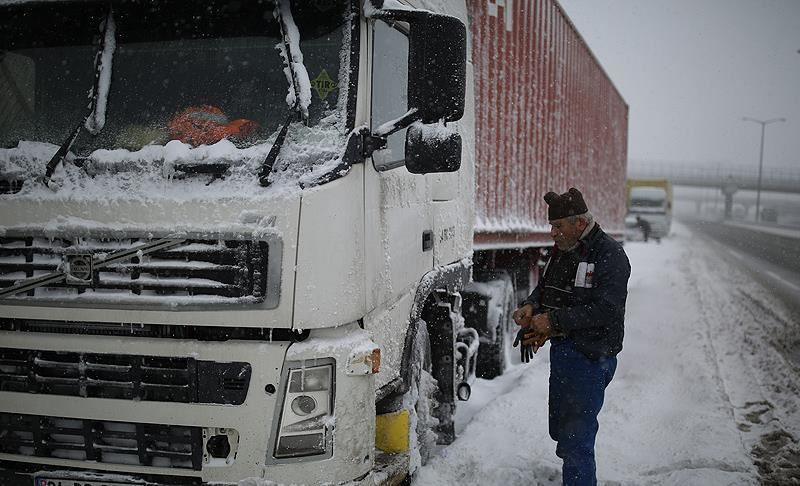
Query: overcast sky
xmin=558 ymin=0 xmax=800 ymax=170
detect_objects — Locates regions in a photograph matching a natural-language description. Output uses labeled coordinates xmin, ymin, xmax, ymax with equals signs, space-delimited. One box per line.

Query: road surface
xmin=683 ymin=217 xmax=800 ymax=366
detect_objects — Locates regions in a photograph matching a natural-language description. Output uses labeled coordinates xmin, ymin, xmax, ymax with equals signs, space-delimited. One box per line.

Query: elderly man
xmin=513 ymin=187 xmax=630 ymax=486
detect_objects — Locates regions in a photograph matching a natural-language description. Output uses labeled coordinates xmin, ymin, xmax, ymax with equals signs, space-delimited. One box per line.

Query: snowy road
xmin=415 ymin=222 xmax=800 ymax=485
xmin=685 ymin=219 xmax=800 ymax=331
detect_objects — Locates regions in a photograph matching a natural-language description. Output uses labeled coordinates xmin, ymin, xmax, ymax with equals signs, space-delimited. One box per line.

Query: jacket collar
xmin=579 ymin=221 xmax=596 ymax=240
xmin=581 ymin=222 xmax=604 ymax=247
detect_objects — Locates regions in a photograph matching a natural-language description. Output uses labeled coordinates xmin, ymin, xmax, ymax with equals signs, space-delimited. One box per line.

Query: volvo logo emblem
xmin=65 ymin=253 xmax=93 ymax=285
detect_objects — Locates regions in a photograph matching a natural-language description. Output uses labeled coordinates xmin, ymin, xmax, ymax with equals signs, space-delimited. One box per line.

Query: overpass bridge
xmin=628 ymin=161 xmax=800 ymax=193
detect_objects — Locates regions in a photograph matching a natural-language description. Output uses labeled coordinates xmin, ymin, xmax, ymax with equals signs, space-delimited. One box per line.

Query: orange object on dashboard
xmin=167 ymin=105 xmax=258 ymax=146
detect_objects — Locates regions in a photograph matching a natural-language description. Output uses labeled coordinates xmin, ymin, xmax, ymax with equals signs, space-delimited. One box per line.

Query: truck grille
xmin=0 ymin=317 xmax=305 ymax=341
xmin=0 ymin=235 xmax=273 ymax=304
xmin=0 ymin=412 xmax=202 ymax=470
xmin=0 ymin=348 xmax=251 ymax=405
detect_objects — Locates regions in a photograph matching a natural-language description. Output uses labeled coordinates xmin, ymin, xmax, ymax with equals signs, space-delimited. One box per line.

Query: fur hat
xmin=544 ymin=187 xmax=588 ymax=221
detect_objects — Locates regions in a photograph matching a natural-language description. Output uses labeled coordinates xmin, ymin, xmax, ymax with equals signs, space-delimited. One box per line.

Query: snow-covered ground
xmin=415 ymin=221 xmax=800 ymax=485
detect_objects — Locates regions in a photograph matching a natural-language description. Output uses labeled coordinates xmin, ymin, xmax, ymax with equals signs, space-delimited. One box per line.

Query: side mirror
xmin=369 ymin=5 xmax=466 ymax=124
xmin=407 ymin=12 xmax=466 ymax=123
xmin=405 ymin=123 xmax=461 ymax=174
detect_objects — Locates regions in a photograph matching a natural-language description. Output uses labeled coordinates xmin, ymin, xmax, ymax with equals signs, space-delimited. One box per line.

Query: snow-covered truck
xmin=0 ymin=0 xmax=627 ymax=485
xmin=626 ymin=179 xmax=672 ymax=238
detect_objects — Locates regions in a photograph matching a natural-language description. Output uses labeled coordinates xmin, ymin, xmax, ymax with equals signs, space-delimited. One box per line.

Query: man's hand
xmin=513 ymin=325 xmax=551 ymax=362
xmin=519 ymin=313 xmax=554 ymax=355
xmin=528 ymin=312 xmax=553 ymax=336
xmin=512 ymin=304 xmax=534 ymax=327
xmin=522 ymin=329 xmax=550 ymax=352
xmin=513 ymin=308 xmax=556 ymax=362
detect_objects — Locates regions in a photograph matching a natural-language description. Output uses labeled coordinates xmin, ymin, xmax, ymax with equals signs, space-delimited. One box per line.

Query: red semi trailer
xmin=463 ymin=0 xmax=629 ymax=379
xmin=472 ymin=0 xmax=628 ymax=245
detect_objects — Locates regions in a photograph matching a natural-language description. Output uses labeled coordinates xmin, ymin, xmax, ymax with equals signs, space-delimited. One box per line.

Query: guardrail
xmin=628 ymin=161 xmax=800 ymax=193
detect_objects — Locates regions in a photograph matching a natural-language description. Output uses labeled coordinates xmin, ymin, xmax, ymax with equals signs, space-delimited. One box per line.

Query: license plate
xmin=34 ymin=478 xmax=138 ymax=486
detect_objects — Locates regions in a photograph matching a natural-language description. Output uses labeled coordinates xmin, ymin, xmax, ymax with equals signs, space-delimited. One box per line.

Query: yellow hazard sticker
xmin=311 ymin=69 xmax=337 ymax=100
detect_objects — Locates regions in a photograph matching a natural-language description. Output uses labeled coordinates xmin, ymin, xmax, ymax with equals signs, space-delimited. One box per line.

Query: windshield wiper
xmin=43 ymin=7 xmax=116 ymax=188
xmin=258 ymin=0 xmax=309 ymax=187
xmin=258 ymin=110 xmax=298 ymax=186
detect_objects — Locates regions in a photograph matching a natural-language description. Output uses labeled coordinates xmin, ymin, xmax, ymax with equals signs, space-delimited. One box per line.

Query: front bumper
xmin=0 ymin=325 xmax=376 ymax=485
xmin=0 ymin=463 xmax=380 ymax=486
xmin=0 ymin=463 xmax=198 ymax=486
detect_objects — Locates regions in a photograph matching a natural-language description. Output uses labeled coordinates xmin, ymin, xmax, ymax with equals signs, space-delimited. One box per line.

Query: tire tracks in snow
xmin=685 ymin=229 xmax=800 ymax=484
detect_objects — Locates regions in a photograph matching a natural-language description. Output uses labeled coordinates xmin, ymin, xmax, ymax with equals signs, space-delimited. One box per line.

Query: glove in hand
xmin=513 ymin=328 xmax=536 ymax=363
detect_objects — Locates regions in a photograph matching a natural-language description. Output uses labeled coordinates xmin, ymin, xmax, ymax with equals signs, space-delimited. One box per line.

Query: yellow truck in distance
xmin=626 ymin=179 xmax=673 ymax=239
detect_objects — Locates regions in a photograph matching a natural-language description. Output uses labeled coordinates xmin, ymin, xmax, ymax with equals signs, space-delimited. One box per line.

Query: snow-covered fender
xmin=380 ymin=258 xmax=471 ymax=401
xmin=273 ymin=323 xmax=377 ymax=484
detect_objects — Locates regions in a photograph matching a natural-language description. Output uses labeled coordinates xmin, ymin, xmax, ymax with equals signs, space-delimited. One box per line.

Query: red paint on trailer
xmin=469 ymin=0 xmax=629 ymax=247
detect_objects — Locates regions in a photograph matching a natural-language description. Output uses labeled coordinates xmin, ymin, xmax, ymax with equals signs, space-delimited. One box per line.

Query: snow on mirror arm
xmin=0 ymin=0 xmax=352 ymax=193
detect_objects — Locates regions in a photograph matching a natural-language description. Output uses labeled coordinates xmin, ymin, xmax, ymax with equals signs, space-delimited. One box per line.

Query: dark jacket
xmin=523 ymin=223 xmax=630 ymax=360
xmin=635 ymin=217 xmax=651 ymax=234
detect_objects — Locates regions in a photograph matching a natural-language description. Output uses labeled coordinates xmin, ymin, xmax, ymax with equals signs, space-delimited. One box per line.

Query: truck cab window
xmin=371 ymin=20 xmax=409 ymax=170
xmin=0 ymin=0 xmax=350 ymax=155
xmin=0 ymin=52 xmax=35 ymax=138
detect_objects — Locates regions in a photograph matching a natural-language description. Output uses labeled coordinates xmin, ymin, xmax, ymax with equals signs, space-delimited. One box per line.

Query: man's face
xmin=549 ymin=217 xmax=587 ymax=250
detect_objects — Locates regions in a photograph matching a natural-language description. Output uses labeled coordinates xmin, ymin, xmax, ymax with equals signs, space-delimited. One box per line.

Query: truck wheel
xmin=405 ymin=322 xmax=440 ymax=470
xmin=476 ymin=278 xmax=514 ymax=379
xmin=476 ymin=319 xmax=505 ymax=378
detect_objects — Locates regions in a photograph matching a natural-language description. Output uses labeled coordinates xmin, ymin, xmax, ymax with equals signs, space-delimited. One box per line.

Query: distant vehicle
xmin=761 ymin=207 xmax=778 ymax=223
xmin=627 ymin=179 xmax=672 ymax=238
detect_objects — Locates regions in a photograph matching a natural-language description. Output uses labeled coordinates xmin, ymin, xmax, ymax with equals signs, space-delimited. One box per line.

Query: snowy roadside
xmin=415 ymin=221 xmax=800 ymax=485
xmin=724 ymin=220 xmax=800 ymax=239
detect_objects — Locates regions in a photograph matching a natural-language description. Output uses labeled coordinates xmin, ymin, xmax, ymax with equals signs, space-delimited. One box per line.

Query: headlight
xmin=291 ymin=395 xmax=317 ymax=416
xmin=273 ymin=362 xmax=334 ymax=459
xmin=289 ymin=365 xmax=331 ymax=393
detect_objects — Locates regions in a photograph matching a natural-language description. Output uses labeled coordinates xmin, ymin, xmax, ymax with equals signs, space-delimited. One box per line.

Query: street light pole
xmin=741 ymin=117 xmax=786 ymax=223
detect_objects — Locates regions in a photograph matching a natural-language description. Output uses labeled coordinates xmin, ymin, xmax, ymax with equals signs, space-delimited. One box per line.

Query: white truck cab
xmin=0 ymin=0 xmax=474 ymax=484
xmin=628 ymin=186 xmax=672 ymax=238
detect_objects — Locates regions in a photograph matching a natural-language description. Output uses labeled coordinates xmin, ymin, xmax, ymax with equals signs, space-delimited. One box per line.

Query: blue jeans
xmin=549 ymin=338 xmax=617 ymax=486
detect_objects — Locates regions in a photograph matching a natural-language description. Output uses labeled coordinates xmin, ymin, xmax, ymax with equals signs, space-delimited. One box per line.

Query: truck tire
xmin=406 ymin=322 xmax=439 ymax=470
xmin=475 ymin=278 xmax=514 ymax=379
xmin=476 ymin=319 xmax=505 ymax=378
xmin=423 ymin=296 xmax=462 ymax=446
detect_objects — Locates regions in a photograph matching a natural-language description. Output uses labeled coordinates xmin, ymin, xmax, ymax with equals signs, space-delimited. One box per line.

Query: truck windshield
xmin=630 ymin=188 xmax=667 ymax=208
xmin=0 ymin=0 xmax=350 ymax=156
